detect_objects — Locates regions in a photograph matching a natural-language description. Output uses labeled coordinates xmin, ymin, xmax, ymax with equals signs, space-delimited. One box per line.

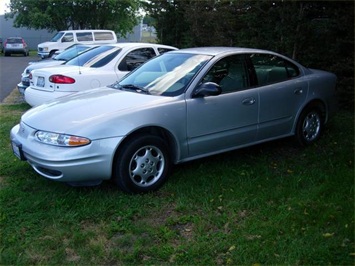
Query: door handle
xmin=294 ymin=88 xmax=303 ymax=95
xmin=242 ymin=97 xmax=256 ymax=105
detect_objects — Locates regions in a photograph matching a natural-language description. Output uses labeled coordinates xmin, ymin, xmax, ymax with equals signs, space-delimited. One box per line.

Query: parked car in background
xmin=3 ymin=37 xmax=29 ymax=56
xmin=17 ymin=44 xmax=98 ymax=95
xmin=25 ymin=42 xmax=177 ymax=106
xmin=11 ymin=47 xmax=337 ymax=193
xmin=37 ymin=29 xmax=117 ymax=58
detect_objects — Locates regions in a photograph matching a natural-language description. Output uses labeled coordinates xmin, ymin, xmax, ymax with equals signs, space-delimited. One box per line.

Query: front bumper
xmin=10 ymin=123 xmax=123 ymax=183
xmin=17 ymin=82 xmax=28 ymax=95
xmin=37 ymin=51 xmax=50 ymax=59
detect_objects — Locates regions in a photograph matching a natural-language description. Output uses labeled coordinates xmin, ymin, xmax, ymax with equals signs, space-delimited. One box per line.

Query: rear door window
xmin=249 ymin=54 xmax=300 ymax=86
xmin=118 ymin=48 xmax=156 ymax=71
xmin=76 ymin=32 xmax=94 ymax=42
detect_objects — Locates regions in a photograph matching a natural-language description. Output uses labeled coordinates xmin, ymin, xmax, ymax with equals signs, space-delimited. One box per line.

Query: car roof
xmin=168 ymin=47 xmax=276 ymax=56
xmin=6 ymin=37 xmax=24 ymax=40
xmin=108 ymin=42 xmax=178 ymax=50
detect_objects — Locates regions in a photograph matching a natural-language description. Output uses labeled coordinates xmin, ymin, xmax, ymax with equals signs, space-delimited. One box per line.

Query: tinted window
xmin=250 ymin=54 xmax=300 ymax=86
xmin=77 ymin=32 xmax=93 ymax=42
xmin=119 ymin=48 xmax=156 ymax=71
xmin=65 ymin=45 xmax=115 ymax=67
xmin=94 ymin=32 xmax=114 ymax=41
xmin=202 ymin=55 xmax=249 ymax=93
xmin=7 ymin=38 xmax=23 ymax=43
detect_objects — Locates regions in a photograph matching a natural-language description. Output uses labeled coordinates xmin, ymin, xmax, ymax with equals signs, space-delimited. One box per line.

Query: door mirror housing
xmin=192 ymin=82 xmax=222 ymax=98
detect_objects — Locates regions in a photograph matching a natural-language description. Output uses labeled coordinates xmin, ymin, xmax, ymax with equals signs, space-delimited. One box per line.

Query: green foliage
xmin=147 ymin=0 xmax=354 ymax=110
xmin=0 ymin=103 xmax=354 ymax=265
xmin=6 ymin=0 xmax=143 ymax=37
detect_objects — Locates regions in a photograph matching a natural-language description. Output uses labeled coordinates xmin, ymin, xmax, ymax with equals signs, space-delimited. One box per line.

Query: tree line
xmin=6 ymin=0 xmax=354 ymax=109
xmin=147 ymin=0 xmax=354 ymax=109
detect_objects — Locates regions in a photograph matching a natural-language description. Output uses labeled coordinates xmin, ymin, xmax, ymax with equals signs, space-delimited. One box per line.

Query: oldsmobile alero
xmin=10 ymin=47 xmax=337 ymax=193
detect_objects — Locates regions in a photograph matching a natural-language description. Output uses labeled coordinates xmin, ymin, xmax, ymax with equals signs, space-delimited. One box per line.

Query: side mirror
xmin=192 ymin=82 xmax=222 ymax=98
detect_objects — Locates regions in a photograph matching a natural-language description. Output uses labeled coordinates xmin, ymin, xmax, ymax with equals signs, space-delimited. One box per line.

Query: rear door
xmin=249 ymin=53 xmax=308 ymax=140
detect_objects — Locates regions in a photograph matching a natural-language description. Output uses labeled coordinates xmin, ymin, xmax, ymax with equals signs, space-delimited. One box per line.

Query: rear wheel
xmin=113 ymin=134 xmax=171 ymax=193
xmin=295 ymin=105 xmax=323 ymax=146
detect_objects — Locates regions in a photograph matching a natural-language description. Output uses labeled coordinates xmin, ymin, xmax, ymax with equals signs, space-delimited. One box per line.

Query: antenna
xmin=77 ymin=44 xmax=82 ymax=75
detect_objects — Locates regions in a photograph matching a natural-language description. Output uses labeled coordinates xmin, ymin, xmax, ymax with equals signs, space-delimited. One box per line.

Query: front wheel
xmin=113 ymin=134 xmax=171 ymax=193
xmin=295 ymin=106 xmax=323 ymax=146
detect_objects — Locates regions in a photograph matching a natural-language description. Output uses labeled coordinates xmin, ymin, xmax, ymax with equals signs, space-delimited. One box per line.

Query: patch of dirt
xmin=1 ymin=88 xmax=25 ymax=104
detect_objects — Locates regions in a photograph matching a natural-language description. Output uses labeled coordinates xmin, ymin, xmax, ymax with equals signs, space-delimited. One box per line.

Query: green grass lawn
xmin=0 ymin=103 xmax=354 ymax=265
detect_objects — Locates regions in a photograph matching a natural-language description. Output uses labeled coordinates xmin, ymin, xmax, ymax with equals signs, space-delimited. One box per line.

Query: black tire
xmin=48 ymin=50 xmax=56 ymax=58
xmin=295 ymin=105 xmax=324 ymax=146
xmin=113 ymin=134 xmax=171 ymax=193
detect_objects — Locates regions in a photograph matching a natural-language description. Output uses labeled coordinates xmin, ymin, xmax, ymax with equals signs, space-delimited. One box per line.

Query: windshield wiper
xmin=120 ymin=84 xmax=150 ymax=94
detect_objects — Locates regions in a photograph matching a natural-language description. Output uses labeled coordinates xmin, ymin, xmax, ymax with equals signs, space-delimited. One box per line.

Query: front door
xmin=186 ymin=55 xmax=259 ymax=157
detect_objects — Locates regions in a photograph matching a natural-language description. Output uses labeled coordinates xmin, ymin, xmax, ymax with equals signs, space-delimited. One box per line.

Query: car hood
xmin=22 ymin=87 xmax=174 ymax=139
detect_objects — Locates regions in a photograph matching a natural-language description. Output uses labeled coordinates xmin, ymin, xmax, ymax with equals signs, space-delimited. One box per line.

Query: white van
xmin=37 ymin=29 xmax=117 ymax=58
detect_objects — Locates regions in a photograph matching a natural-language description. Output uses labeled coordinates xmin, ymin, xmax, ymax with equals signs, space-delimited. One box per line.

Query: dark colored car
xmin=3 ymin=37 xmax=29 ymax=56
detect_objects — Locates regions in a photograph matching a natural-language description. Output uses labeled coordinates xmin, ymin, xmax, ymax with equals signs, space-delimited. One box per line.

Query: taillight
xmin=49 ymin=75 xmax=75 ymax=84
xmin=29 ymin=73 xmax=32 ymax=79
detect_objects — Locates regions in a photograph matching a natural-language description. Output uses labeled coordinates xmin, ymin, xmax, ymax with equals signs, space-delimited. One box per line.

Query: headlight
xmin=43 ymin=47 xmax=48 ymax=51
xmin=35 ymin=131 xmax=91 ymax=147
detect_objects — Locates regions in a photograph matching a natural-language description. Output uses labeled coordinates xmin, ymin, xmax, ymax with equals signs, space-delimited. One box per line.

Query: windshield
xmin=65 ymin=45 xmax=116 ymax=67
xmin=116 ymin=53 xmax=212 ymax=96
xmin=53 ymin=45 xmax=94 ymax=61
xmin=50 ymin=32 xmax=64 ymax=42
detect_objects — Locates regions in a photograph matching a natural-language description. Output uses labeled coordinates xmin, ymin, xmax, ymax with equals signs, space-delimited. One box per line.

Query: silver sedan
xmin=10 ymin=47 xmax=337 ymax=193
